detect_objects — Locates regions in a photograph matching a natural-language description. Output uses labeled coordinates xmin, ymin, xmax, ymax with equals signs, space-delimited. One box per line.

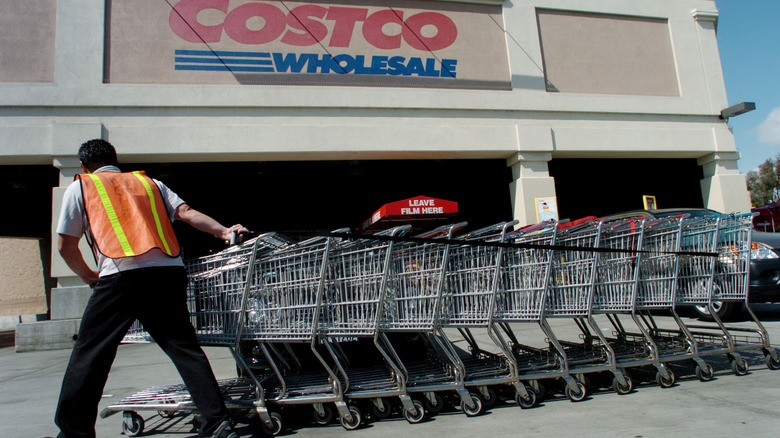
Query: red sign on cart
xmin=364 ymin=195 xmax=458 ymax=229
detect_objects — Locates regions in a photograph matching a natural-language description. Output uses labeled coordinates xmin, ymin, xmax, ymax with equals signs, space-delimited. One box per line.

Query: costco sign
xmin=170 ymin=0 xmax=458 ymax=50
xmin=106 ymin=0 xmax=511 ymax=88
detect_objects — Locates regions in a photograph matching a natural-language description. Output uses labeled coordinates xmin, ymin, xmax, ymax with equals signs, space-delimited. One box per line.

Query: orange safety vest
xmin=77 ymin=171 xmax=181 ymax=259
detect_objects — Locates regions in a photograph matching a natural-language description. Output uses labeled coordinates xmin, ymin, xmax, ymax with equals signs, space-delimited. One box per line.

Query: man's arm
xmin=57 ymin=234 xmax=99 ymax=286
xmin=174 ymin=204 xmax=248 ymax=242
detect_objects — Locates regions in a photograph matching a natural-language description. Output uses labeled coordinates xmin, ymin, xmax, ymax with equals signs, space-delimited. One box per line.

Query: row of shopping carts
xmin=101 ymin=212 xmax=779 ymax=436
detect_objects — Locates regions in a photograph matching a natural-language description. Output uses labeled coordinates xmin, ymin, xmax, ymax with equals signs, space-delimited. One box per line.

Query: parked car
xmin=608 ymin=208 xmax=780 ymax=320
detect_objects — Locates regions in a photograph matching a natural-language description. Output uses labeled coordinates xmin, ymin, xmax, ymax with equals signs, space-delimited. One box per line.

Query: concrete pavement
xmin=2 ymin=305 xmax=780 ymax=438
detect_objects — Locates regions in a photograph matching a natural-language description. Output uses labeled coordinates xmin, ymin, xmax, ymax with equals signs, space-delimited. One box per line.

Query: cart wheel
xmin=371 ymin=399 xmax=392 ymax=420
xmin=261 ymin=412 xmax=284 ymax=436
xmin=766 ymin=354 xmax=780 ymax=371
xmin=613 ymin=373 xmax=633 ymax=395
xmin=731 ymin=357 xmax=749 ymax=376
xmin=575 ymin=373 xmax=591 ymax=391
xmin=157 ymin=409 xmax=176 ymax=418
xmin=515 ymin=386 xmax=537 ymax=409
xmin=566 ymin=381 xmax=587 ymax=402
xmin=121 ymin=412 xmax=144 ymax=437
xmin=656 ymin=368 xmax=675 ymax=388
xmin=695 ymin=363 xmax=715 ymax=381
xmin=340 ymin=406 xmax=362 ymax=430
xmin=423 ymin=393 xmax=444 ymax=414
xmin=313 ymin=404 xmax=334 ymax=425
xmin=403 ymin=400 xmax=426 ymax=424
xmin=461 ymin=393 xmax=483 ymax=417
xmin=480 ymin=387 xmax=498 ymax=408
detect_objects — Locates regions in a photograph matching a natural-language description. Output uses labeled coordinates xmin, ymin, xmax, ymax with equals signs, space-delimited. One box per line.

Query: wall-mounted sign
xmin=535 ymin=196 xmax=558 ymax=223
xmin=642 ymin=195 xmax=657 ymax=210
xmin=107 ymin=0 xmax=511 ymax=89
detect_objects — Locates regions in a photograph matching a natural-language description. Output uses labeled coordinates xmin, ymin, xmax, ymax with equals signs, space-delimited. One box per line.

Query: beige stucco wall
xmin=0 ymin=0 xmax=57 ymax=83
xmin=0 ymin=238 xmax=48 ymax=316
xmin=537 ymin=9 xmax=679 ymax=96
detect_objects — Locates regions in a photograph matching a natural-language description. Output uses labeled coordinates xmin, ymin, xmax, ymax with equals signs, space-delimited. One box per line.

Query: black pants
xmin=55 ymin=266 xmax=229 ymax=438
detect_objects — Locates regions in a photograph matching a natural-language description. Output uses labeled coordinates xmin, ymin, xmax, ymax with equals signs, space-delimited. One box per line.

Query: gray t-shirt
xmin=57 ymin=166 xmax=186 ymax=276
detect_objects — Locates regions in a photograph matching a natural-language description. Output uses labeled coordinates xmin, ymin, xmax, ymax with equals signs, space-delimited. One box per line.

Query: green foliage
xmin=747 ymin=154 xmax=780 ymax=206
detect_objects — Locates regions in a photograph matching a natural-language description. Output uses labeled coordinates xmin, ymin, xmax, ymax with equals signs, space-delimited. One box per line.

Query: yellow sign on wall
xmin=643 ymin=195 xmax=657 ymax=210
xmin=535 ymin=197 xmax=559 ymax=223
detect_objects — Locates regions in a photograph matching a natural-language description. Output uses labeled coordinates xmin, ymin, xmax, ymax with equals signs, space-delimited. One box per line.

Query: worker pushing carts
xmin=100 ymin=211 xmax=778 ymax=436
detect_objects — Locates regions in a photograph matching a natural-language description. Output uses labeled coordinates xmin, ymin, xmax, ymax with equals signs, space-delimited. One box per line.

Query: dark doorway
xmin=133 ymin=159 xmax=514 ymax=259
xmin=0 ymin=165 xmax=60 ymax=239
xmin=548 ymin=158 xmax=705 ymax=220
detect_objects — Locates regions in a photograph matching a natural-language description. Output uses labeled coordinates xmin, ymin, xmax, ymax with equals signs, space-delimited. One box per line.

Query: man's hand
xmin=219 ymin=224 xmax=250 ymax=243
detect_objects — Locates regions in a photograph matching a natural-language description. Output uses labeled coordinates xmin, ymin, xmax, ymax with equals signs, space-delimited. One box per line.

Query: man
xmin=55 ymin=139 xmax=247 ymax=438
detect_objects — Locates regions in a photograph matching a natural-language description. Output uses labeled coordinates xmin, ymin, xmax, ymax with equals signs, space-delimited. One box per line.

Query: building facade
xmin=1 ymin=0 xmax=750 ymax=294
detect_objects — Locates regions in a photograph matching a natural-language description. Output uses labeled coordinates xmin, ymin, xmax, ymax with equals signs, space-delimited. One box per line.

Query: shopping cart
xmin=541 ymin=216 xmax=630 ymax=401
xmin=603 ymin=213 xmax=775 ymax=384
xmin=377 ymin=222 xmax=486 ymax=417
xmin=603 ymin=214 xmax=724 ymax=383
xmin=313 ymin=225 xmax=426 ymax=426
xmin=625 ymin=213 xmax=768 ymax=381
xmin=236 ymin=232 xmax=353 ymax=433
xmin=435 ymin=221 xmax=538 ymax=411
xmin=100 ymin=233 xmax=295 ymax=437
xmin=625 ymin=215 xmax=702 ymax=381
xmin=641 ymin=213 xmax=735 ymax=378
xmin=677 ymin=213 xmax=780 ymax=373
xmin=588 ymin=216 xmax=676 ymax=391
xmin=491 ymin=220 xmax=563 ymax=406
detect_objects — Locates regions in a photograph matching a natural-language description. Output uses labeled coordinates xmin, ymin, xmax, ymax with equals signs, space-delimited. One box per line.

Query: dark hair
xmin=78 ymin=139 xmax=119 ymax=172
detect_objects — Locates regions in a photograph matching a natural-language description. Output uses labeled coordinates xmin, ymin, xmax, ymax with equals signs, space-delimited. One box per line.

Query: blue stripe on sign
xmin=175 ymin=57 xmax=273 ymax=66
xmin=175 ymin=65 xmax=275 ymax=72
xmin=175 ymin=49 xmax=271 ymax=58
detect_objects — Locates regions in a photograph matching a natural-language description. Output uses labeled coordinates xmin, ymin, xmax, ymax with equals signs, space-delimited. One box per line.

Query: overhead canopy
xmin=361 ymin=195 xmax=458 ymax=232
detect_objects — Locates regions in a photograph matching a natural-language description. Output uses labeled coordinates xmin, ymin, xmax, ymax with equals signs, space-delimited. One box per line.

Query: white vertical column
xmin=51 ymin=123 xmax=104 ymax=286
xmin=507 ymin=152 xmax=558 ymax=227
xmin=698 ymin=151 xmax=752 ymax=214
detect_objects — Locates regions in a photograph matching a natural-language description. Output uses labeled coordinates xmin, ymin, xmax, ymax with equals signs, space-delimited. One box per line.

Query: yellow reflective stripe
xmin=84 ymin=174 xmax=135 ymax=257
xmin=132 ymin=171 xmax=173 ymax=256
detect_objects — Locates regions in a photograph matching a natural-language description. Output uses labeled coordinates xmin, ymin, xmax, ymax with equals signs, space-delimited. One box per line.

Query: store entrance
xmin=548 ymin=158 xmax=705 ymax=220
xmin=135 ymin=159 xmax=514 ymax=258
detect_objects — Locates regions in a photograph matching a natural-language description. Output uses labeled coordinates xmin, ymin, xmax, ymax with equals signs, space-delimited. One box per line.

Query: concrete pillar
xmin=692 ymin=8 xmax=728 ymax=113
xmin=51 ymin=122 xmax=103 ymax=286
xmin=507 ymin=152 xmax=558 ymax=227
xmin=698 ymin=152 xmax=752 ymax=214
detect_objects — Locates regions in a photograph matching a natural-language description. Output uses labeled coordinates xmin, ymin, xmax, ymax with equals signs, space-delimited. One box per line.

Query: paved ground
xmin=2 ymin=304 xmax=780 ymax=438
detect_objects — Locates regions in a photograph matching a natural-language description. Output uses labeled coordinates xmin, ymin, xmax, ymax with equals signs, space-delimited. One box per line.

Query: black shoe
xmin=208 ymin=420 xmax=238 ymax=438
